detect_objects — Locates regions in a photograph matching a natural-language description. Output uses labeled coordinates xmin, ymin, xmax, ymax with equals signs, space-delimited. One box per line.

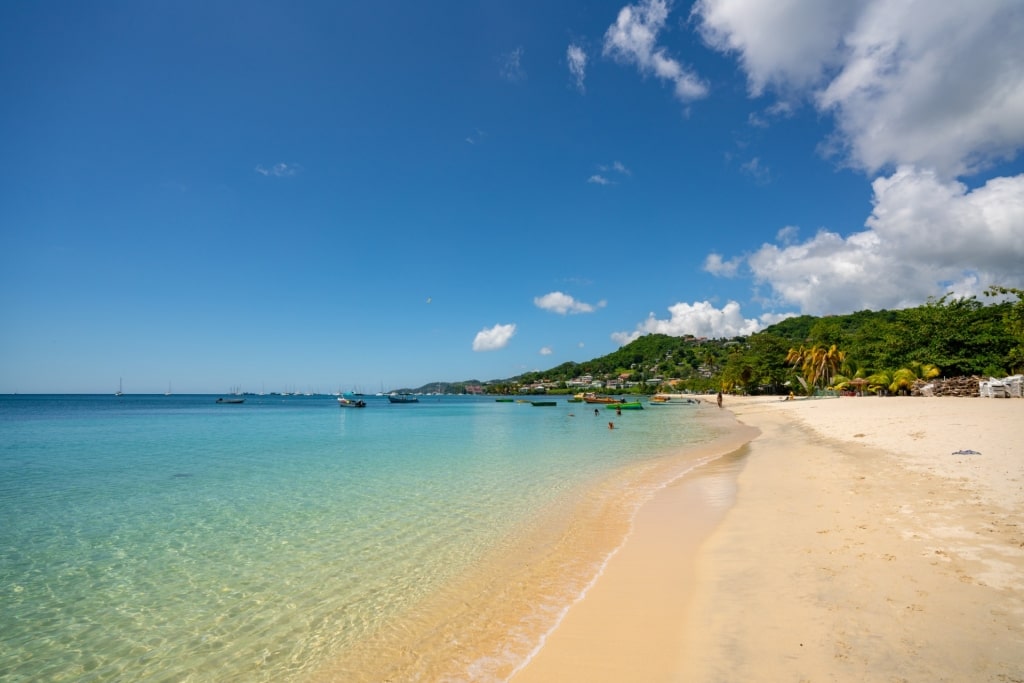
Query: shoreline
xmin=311 ymin=402 xmax=755 ymax=681
xmin=515 ymin=396 xmax=1024 ymax=681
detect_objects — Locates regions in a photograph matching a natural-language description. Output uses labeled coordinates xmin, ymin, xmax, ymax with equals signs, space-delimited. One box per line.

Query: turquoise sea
xmin=0 ymin=394 xmax=729 ymax=682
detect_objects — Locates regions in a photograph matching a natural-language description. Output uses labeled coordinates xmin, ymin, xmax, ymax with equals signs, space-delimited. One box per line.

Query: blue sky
xmin=2 ymin=0 xmax=1023 ymax=394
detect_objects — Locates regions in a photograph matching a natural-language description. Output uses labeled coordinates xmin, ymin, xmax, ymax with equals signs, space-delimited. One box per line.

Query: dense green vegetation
xmin=461 ymin=292 xmax=1024 ymax=397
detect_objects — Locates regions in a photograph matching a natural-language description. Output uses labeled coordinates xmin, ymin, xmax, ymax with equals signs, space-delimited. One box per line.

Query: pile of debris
xmin=912 ymin=376 xmax=983 ymax=397
xmin=913 ymin=375 xmax=1023 ymax=397
xmin=980 ymin=374 xmax=1023 ymax=398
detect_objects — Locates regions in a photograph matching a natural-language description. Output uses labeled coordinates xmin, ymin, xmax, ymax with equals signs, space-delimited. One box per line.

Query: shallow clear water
xmin=0 ymin=394 xmax=712 ymax=681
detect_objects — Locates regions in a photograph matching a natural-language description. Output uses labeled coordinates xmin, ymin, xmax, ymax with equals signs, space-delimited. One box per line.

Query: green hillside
xmin=458 ymin=290 xmax=1023 ymax=396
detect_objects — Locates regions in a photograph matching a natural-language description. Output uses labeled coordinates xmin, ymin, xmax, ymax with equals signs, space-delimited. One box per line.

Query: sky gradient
xmin=2 ymin=0 xmax=1023 ymax=394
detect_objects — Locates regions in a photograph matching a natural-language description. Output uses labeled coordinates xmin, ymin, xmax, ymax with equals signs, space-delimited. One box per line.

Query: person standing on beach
xmin=716 ymin=391 xmax=723 ymax=409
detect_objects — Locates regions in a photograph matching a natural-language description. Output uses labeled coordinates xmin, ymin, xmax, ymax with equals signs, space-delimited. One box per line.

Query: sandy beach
xmin=513 ymin=396 xmax=1024 ymax=681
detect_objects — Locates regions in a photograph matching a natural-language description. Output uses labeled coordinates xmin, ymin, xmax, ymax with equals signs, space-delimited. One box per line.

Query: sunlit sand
xmin=515 ymin=395 xmax=1024 ymax=681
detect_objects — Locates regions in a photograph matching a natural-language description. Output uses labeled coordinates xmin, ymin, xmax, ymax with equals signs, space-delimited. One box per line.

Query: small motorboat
xmin=583 ymin=393 xmax=623 ymax=404
xmin=216 ymin=397 xmax=245 ymax=404
xmin=338 ymin=397 xmax=366 ymax=408
xmin=606 ymin=401 xmax=643 ymax=410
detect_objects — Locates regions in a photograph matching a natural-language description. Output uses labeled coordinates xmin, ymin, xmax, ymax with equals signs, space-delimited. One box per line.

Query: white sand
xmin=514 ymin=396 xmax=1024 ymax=681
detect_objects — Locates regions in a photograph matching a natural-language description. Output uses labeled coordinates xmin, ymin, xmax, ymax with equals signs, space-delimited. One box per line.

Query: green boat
xmin=531 ymin=401 xmax=557 ymax=407
xmin=495 ymin=398 xmax=514 ymax=402
xmin=606 ymin=401 xmax=643 ymax=410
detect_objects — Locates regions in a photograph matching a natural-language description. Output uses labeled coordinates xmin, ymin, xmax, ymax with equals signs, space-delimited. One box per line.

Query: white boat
xmin=115 ymin=378 xmax=123 ymax=397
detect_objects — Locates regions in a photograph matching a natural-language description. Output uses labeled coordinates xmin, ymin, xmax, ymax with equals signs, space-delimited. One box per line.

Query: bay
xmin=0 ymin=394 xmax=719 ymax=681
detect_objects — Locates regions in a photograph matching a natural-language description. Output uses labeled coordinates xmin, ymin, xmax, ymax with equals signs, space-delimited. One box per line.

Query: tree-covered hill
xmin=460 ymin=291 xmax=1023 ymax=396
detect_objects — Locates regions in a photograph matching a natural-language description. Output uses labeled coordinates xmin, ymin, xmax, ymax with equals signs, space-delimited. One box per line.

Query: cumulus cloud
xmin=567 ymin=44 xmax=587 ymax=92
xmin=716 ymin=167 xmax=1024 ymax=315
xmin=693 ymin=0 xmax=1024 ymax=176
xmin=473 ymin=323 xmax=517 ymax=351
xmin=539 ymin=346 xmax=554 ymax=356
xmin=587 ymin=175 xmax=612 ymax=185
xmin=604 ymin=0 xmax=708 ymax=102
xmin=694 ymin=0 xmax=856 ymax=97
xmin=255 ymin=162 xmax=302 ymax=177
xmin=534 ymin=291 xmax=607 ymax=315
xmin=703 ymin=253 xmax=742 ymax=277
xmin=612 ymin=300 xmax=783 ymax=344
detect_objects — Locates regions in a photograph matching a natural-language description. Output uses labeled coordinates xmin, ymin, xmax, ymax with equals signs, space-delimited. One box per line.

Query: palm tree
xmin=866 ymin=369 xmax=895 ymax=395
xmin=815 ymin=345 xmax=846 ymax=389
xmin=890 ymin=368 xmax=918 ymax=394
xmin=787 ymin=344 xmax=846 ymax=394
xmin=890 ymin=362 xmax=941 ymax=395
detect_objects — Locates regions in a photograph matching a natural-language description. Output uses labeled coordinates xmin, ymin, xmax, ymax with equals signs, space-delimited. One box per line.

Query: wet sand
xmin=514 ymin=396 xmax=1024 ymax=681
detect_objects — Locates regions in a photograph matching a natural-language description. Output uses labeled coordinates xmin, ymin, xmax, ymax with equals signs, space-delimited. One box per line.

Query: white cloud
xmin=703 ymin=253 xmax=742 ymax=277
xmin=693 ymin=0 xmax=1024 ymax=176
xmin=473 ymin=323 xmax=517 ymax=351
xmin=255 ymin=162 xmax=302 ymax=177
xmin=604 ymin=0 xmax=708 ymax=102
xmin=534 ymin=291 xmax=607 ymax=315
xmin=539 ymin=346 xmax=553 ymax=356
xmin=740 ymin=156 xmax=771 ymax=184
xmin=589 ymin=161 xmax=631 ymax=185
xmin=775 ymin=225 xmax=799 ymax=245
xmin=612 ymin=300 xmax=775 ymax=344
xmin=716 ymin=167 xmax=1024 ymax=315
xmin=500 ymin=46 xmax=526 ymax=83
xmin=567 ymin=44 xmax=587 ymax=92
xmin=694 ymin=0 xmax=856 ymax=97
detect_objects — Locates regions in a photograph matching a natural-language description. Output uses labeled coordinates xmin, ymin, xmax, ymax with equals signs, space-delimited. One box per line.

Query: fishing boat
xmin=567 ymin=392 xmax=585 ymax=403
xmin=338 ymin=397 xmax=366 ymax=408
xmin=649 ymin=394 xmax=699 ymax=405
xmin=606 ymin=401 xmax=643 ymax=410
xmin=387 ymin=393 xmax=419 ymax=404
xmin=495 ymin=398 xmax=514 ymax=402
xmin=583 ymin=393 xmax=623 ymax=404
xmin=530 ymin=401 xmax=557 ymax=407
xmin=216 ymin=397 xmax=245 ymax=404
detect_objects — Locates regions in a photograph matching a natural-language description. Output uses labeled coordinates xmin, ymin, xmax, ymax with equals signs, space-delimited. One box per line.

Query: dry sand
xmin=513 ymin=396 xmax=1024 ymax=682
